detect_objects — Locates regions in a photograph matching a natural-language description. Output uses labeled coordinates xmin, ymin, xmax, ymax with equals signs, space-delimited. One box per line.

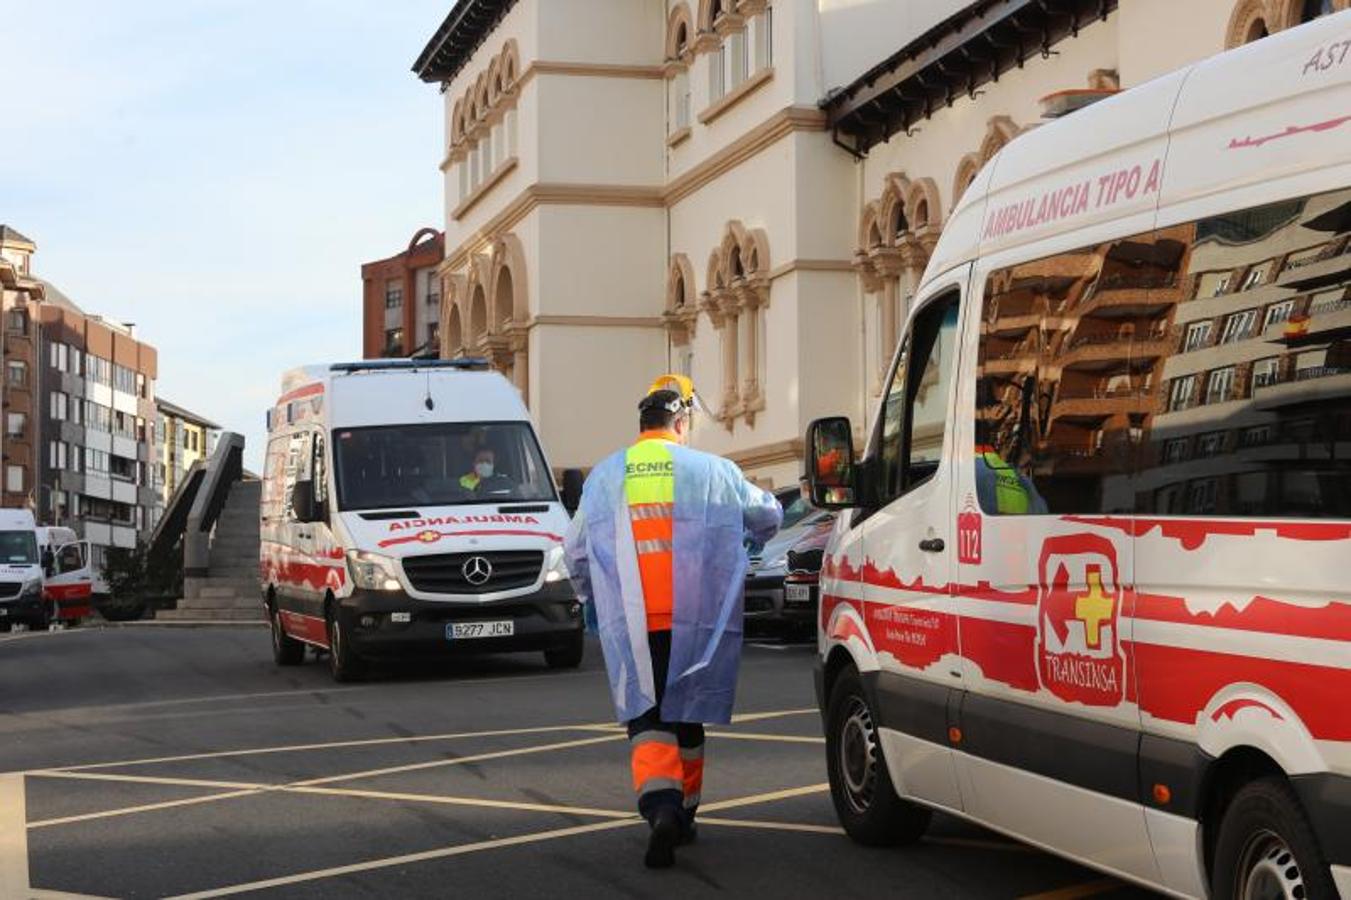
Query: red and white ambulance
xmin=260 ymin=359 xmax=584 ymax=682
xmin=808 ymin=14 xmax=1351 ymax=899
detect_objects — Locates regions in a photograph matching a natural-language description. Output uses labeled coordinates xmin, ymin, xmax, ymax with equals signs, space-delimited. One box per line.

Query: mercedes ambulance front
xmin=261 ymin=360 xmax=584 ymax=680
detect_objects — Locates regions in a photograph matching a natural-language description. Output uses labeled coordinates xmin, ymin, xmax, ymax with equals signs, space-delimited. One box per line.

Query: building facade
xmin=156 ymin=398 xmax=222 ymax=506
xmin=0 ymin=226 xmax=46 ymax=509
xmin=361 ymin=228 xmax=445 ymax=358
xmin=414 ymin=0 xmax=1348 ymax=483
xmin=1 ymin=227 xmax=164 ymax=576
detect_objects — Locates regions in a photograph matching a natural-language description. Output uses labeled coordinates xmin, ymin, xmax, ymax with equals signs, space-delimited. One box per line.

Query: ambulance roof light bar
xmin=329 ymin=358 xmax=491 ymax=374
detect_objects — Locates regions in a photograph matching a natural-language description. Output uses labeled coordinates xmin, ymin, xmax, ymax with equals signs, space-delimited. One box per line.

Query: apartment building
xmin=0 ymin=226 xmax=45 ymax=509
xmin=156 ymin=397 xmax=221 ymax=506
xmin=360 ymin=228 xmax=445 ymax=358
xmin=414 ymin=0 xmax=1348 ymax=482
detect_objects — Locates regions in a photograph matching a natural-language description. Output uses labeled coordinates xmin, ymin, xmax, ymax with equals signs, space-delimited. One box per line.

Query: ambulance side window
xmin=282 ymin=431 xmax=312 ymax=522
xmin=877 ymin=291 xmax=960 ymax=503
xmin=311 ymin=431 xmax=328 ymax=508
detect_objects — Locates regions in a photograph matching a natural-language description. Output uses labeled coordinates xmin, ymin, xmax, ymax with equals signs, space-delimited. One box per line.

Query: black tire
xmin=544 ymin=631 xmax=585 ymax=669
xmin=825 ymin=666 xmax=931 ymax=846
xmin=326 ymin=607 xmax=365 ymax=682
xmin=270 ymin=605 xmax=305 ymax=666
xmin=0 ymin=621 xmax=10 ymax=633
xmin=1210 ymin=776 xmax=1337 ymax=900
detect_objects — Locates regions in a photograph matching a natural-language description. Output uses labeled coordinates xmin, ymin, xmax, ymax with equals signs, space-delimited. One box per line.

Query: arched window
xmin=470 ymin=286 xmax=488 ymax=341
xmin=889 ymin=205 xmax=908 ymax=242
xmin=445 ymin=305 xmax=464 ymax=356
xmin=495 ymin=266 xmax=515 ymax=328
xmin=914 ymin=199 xmax=930 ymax=229
xmin=1247 ymin=16 xmax=1270 ymax=41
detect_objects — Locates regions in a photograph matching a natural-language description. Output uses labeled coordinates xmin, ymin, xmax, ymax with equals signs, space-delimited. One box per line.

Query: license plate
xmin=446 ymin=620 xmax=514 ymax=640
xmin=785 ymin=583 xmax=812 ymax=604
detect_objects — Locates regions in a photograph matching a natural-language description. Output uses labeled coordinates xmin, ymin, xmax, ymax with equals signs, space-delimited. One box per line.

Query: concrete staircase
xmin=158 ymin=479 xmax=263 ymax=622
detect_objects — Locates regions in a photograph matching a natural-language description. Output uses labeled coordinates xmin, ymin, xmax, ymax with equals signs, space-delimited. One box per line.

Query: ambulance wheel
xmin=825 ymin=667 xmax=931 ymax=846
xmin=270 ymin=605 xmax=305 ymax=666
xmin=544 ymin=632 xmax=584 ymax=669
xmin=0 ymin=622 xmax=10 ymax=633
xmin=326 ymin=608 xmax=365 ymax=682
xmin=1210 ymin=776 xmax=1336 ymax=900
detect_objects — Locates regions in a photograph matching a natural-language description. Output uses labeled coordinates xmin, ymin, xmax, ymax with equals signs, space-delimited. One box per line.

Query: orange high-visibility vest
xmin=625 ymin=431 xmax=678 ymax=631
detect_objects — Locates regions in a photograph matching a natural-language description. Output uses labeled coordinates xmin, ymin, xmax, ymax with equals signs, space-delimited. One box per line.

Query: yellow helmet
xmin=643 ymin=373 xmax=710 ymax=416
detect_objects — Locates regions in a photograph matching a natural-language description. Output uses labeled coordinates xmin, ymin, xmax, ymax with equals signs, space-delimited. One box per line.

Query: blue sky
xmin=3 ymin=1 xmax=450 ymax=471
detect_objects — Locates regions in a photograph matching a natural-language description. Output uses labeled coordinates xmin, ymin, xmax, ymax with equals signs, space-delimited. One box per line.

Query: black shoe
xmin=644 ymin=808 xmax=682 ymax=869
xmin=679 ymin=819 xmax=698 ymax=846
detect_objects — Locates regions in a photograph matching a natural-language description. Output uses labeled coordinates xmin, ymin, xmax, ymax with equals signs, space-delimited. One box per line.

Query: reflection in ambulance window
xmin=975 ymin=185 xmax=1351 ymax=519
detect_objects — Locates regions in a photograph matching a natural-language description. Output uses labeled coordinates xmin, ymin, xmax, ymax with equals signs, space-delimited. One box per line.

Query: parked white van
xmin=807 ymin=14 xmax=1351 ymax=900
xmin=0 ymin=509 xmax=47 ymax=630
xmin=260 ymin=359 xmax=584 ymax=681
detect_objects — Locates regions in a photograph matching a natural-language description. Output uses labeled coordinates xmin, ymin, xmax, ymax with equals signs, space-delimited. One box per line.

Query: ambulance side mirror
xmin=561 ymin=468 xmax=584 ymax=517
xmin=805 ymin=417 xmax=858 ymax=510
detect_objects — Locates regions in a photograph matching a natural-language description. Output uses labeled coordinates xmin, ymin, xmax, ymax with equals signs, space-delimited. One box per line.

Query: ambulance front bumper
xmin=337 ymin=581 xmax=583 ymax=657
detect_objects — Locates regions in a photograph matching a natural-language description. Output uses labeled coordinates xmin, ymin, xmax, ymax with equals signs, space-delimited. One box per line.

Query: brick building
xmin=360 ymin=228 xmax=444 ymax=358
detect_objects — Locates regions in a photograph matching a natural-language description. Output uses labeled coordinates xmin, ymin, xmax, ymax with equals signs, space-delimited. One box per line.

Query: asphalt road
xmin=0 ymin=625 xmax=1155 ymax=899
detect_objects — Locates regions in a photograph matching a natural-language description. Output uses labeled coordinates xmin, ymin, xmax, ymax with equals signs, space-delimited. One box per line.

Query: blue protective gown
xmin=564 ymin=441 xmax=782 ymax=725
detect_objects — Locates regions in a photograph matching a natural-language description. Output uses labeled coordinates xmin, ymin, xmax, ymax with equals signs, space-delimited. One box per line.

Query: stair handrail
xmin=184 ymin=432 xmax=245 ymax=578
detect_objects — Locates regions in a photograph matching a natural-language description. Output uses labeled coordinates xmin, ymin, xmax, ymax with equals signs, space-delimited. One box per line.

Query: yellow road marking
xmin=1018 ymin=879 xmax=1123 ymax=900
xmin=27 ymin=889 xmax=116 ymax=899
xmin=45 ymin=723 xmax=610 ymax=773
xmin=704 ymin=731 xmax=825 ymax=744
xmin=0 ymin=774 xmax=29 ymax=898
xmin=159 ymin=782 xmax=832 ymax=898
xmin=699 ymin=783 xmax=829 ymax=812
xmin=27 ymin=736 xmax=629 ymax=828
xmin=699 ymin=816 xmax=844 ymax=836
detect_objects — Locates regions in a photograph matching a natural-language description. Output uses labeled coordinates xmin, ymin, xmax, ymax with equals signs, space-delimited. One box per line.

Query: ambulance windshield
xmin=332 ymin=421 xmax=557 ymax=512
xmin=0 ymin=530 xmax=39 ymax=565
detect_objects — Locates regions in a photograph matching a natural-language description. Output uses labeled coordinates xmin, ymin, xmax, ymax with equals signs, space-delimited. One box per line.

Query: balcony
xmin=1080 ymin=272 xmax=1179 ymax=319
xmin=980 ymin=348 xmax=1037 ymax=376
xmin=1059 ymin=330 xmax=1172 ymax=370
xmin=1253 ymin=366 xmax=1351 ymax=410
xmin=1050 ymin=388 xmax=1153 ymax=423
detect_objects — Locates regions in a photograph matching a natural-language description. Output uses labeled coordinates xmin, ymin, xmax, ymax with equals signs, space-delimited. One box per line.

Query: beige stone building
xmin=414 ymin=0 xmax=1347 ymax=484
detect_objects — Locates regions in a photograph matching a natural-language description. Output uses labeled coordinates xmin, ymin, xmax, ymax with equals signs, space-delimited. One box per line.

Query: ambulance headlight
xmin=544 ymin=546 xmax=570 ymax=584
xmin=346 ymin=551 xmax=402 ymax=592
xmin=20 ymin=577 xmax=42 ymax=598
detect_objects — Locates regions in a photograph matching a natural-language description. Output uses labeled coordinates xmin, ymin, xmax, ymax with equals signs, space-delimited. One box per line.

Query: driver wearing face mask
xmin=459 ymin=447 xmax=499 ymax=492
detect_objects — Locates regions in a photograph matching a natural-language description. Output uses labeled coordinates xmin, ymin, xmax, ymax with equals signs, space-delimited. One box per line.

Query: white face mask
xmin=475 ymin=462 xmax=494 ymax=479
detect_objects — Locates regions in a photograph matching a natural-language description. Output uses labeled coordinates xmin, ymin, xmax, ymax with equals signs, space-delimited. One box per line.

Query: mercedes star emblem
xmin=461 ymin=556 xmax=493 ymax=587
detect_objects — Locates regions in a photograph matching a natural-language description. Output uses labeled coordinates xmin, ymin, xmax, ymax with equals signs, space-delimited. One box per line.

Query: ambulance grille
xmin=401 ymin=550 xmax=544 ymax=595
xmin=0 ymin=582 xmax=20 ymax=599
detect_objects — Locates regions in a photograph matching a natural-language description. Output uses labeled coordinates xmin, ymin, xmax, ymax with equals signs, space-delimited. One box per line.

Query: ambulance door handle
xmin=918 ymin=538 xmax=945 ymax=553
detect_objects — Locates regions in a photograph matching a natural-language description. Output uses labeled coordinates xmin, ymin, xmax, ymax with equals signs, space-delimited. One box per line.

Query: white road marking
xmin=699 ymin=783 xmax=829 ymax=812
xmin=159 ymin=782 xmax=835 ymax=898
xmin=728 ymin=708 xmax=816 ymax=724
xmin=0 ymin=773 xmax=29 ymax=898
xmin=704 ymin=731 xmax=824 ymax=744
xmin=699 ymin=816 xmax=843 ymax=835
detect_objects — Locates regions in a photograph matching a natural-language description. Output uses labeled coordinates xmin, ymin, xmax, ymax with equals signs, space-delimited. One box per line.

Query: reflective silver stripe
xmin=629 ymin=503 xmax=674 ymax=520
xmin=679 ymin=746 xmax=704 ymax=761
xmin=630 ymin=730 xmax=678 ymax=748
xmin=635 ymin=539 xmax=674 ymax=555
xmin=637 ymin=777 xmax=684 ymax=796
xmin=682 ymin=792 xmax=701 ymax=809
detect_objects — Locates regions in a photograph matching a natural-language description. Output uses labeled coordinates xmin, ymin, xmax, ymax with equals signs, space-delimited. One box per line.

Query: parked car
xmin=744 ymin=487 xmax=833 ymax=637
xmin=781 ymin=520 xmax=832 ymax=625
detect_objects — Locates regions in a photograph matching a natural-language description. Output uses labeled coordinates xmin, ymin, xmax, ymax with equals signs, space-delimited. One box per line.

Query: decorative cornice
xmin=667 ymin=126 xmax=692 ymax=149
xmin=725 ymin=437 xmax=803 ymax=471
xmin=765 ymin=258 xmax=855 ymax=282
xmin=667 ymin=105 xmax=826 ymax=204
xmin=517 ymin=60 xmax=666 ymax=89
xmin=697 ymin=67 xmax=773 ymax=126
xmin=442 ymin=106 xmax=828 ymax=270
xmin=452 ymin=156 xmax=520 ymax=221
xmin=527 ymin=314 xmax=663 ymax=329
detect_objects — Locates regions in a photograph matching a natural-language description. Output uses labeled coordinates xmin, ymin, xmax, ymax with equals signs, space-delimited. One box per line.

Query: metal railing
xmin=184 ymin=432 xmax=244 ymax=578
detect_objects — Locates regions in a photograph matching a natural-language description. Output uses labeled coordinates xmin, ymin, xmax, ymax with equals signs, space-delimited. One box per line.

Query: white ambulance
xmin=260 ymin=359 xmax=583 ymax=681
xmin=808 ymin=14 xmax=1351 ymax=899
